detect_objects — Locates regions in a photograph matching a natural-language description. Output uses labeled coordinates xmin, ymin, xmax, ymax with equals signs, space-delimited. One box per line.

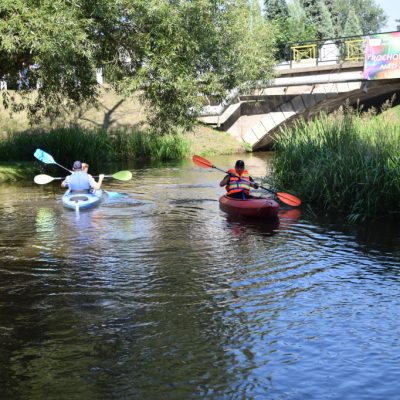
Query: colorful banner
xmin=363 ymin=32 xmax=400 ymax=80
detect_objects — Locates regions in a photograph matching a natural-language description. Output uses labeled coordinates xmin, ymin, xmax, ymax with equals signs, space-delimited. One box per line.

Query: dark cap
xmin=73 ymin=160 xmax=82 ymax=170
xmin=235 ymin=160 xmax=245 ymax=168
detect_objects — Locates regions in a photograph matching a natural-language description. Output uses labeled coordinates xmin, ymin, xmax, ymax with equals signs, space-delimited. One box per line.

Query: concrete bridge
xmin=199 ymin=34 xmax=400 ymax=151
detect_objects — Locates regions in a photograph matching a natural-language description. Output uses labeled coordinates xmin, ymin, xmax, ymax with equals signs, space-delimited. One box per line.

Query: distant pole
xmin=250 ymin=0 xmax=253 ymax=33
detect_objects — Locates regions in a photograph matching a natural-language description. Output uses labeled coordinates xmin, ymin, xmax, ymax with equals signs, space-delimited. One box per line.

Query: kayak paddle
xmin=34 ymin=171 xmax=132 ymax=185
xmin=34 ymin=148 xmax=132 ymax=198
xmin=192 ymin=155 xmax=301 ymax=207
xmin=96 ymin=170 xmax=132 ymax=181
xmin=34 ymin=149 xmax=132 ymax=180
xmin=34 ymin=149 xmax=71 ymax=173
xmin=34 ymin=174 xmax=64 ymax=184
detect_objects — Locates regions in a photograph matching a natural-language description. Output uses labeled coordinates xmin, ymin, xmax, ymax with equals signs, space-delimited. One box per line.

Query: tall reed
xmin=0 ymin=126 xmax=191 ymax=165
xmin=272 ymin=110 xmax=400 ymax=221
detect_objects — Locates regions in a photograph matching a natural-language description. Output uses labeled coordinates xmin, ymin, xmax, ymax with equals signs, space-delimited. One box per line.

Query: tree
xmin=132 ymin=0 xmax=276 ymax=133
xmin=335 ymin=0 xmax=387 ymax=35
xmin=270 ymin=0 xmax=318 ymax=61
xmin=227 ymin=0 xmax=276 ymax=91
xmin=287 ymin=0 xmax=318 ymax=42
xmin=0 ymin=0 xmax=101 ymax=117
xmin=325 ymin=0 xmax=341 ymax=36
xmin=297 ymin=0 xmax=386 ymax=39
xmin=316 ymin=0 xmax=335 ymax=39
xmin=264 ymin=0 xmax=289 ymax=21
xmin=0 ymin=0 xmax=276 ymax=135
xmin=343 ymin=7 xmax=363 ymax=37
xmin=300 ymin=0 xmax=321 ymax=24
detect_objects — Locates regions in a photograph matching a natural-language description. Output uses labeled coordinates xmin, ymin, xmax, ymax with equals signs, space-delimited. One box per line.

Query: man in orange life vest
xmin=219 ymin=160 xmax=259 ymax=199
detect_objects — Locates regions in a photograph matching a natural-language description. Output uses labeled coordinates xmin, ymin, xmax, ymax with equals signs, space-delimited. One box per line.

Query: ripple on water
xmin=0 ymin=166 xmax=399 ymax=399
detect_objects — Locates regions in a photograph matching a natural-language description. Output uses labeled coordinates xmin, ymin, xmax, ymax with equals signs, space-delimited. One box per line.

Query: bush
xmin=272 ymin=110 xmax=400 ymax=221
xmin=0 ymin=126 xmax=191 ymax=165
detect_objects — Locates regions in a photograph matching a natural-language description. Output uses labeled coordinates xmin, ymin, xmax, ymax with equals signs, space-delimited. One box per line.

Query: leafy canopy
xmin=0 ymin=0 xmax=276 ymax=134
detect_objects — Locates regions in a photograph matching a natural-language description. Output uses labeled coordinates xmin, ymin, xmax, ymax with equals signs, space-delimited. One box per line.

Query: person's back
xmin=68 ymin=170 xmax=91 ymax=191
xmin=61 ymin=160 xmax=104 ymax=191
xmin=61 ymin=160 xmax=91 ymax=192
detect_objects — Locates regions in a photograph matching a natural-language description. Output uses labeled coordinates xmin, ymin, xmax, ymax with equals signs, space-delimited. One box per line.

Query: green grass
xmin=0 ymin=126 xmax=191 ymax=166
xmin=0 ymin=88 xmax=246 ymax=159
xmin=0 ymin=163 xmax=37 ymax=183
xmin=109 ymin=129 xmax=191 ymax=161
xmin=272 ymin=110 xmax=400 ymax=221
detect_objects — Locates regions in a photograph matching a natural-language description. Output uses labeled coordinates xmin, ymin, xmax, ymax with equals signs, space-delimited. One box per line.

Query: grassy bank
xmin=0 ymin=130 xmax=242 ymax=183
xmin=0 ymin=126 xmax=191 ymax=164
xmin=0 ymin=163 xmax=38 ymax=182
xmin=272 ymin=110 xmax=400 ymax=221
xmin=0 ymin=88 xmax=246 ymax=181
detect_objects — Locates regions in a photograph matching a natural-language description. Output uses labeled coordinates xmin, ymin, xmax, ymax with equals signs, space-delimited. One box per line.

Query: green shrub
xmin=0 ymin=126 xmax=191 ymax=165
xmin=272 ymin=111 xmax=400 ymax=221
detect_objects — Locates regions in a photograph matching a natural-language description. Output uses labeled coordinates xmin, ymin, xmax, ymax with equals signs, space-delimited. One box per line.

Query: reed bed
xmin=0 ymin=126 xmax=191 ymax=166
xmin=272 ymin=111 xmax=400 ymax=221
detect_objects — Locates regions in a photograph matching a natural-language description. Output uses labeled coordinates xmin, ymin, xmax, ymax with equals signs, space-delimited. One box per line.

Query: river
xmin=0 ymin=153 xmax=399 ymax=399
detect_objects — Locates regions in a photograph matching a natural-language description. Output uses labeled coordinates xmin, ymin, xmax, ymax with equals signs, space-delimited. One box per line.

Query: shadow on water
xmin=1 ymin=155 xmax=400 ymax=399
xmin=302 ymin=208 xmax=400 ymax=254
xmin=223 ymin=215 xmax=280 ymax=237
xmin=221 ymin=207 xmax=302 ymax=238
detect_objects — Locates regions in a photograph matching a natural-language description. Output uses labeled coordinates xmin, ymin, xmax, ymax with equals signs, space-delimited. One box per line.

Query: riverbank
xmin=272 ymin=107 xmax=400 ymax=221
xmin=0 ymin=163 xmax=37 ymax=182
xmin=0 ymin=88 xmax=246 ymax=182
xmin=0 ymin=88 xmax=245 ymax=156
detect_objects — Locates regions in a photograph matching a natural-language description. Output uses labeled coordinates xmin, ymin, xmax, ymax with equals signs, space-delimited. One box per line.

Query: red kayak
xmin=219 ymin=195 xmax=279 ymax=218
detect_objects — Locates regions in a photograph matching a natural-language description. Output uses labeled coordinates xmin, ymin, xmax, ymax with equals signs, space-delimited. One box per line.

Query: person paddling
xmin=61 ymin=160 xmax=104 ymax=192
xmin=219 ymin=160 xmax=259 ymax=199
xmin=82 ymin=162 xmax=89 ymax=173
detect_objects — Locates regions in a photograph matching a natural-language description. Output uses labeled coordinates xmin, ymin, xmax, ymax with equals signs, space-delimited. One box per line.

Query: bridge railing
xmin=277 ymin=33 xmax=368 ymax=69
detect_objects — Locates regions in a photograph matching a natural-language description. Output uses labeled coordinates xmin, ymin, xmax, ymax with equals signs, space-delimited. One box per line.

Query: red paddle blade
xmin=192 ymin=155 xmax=213 ymax=169
xmin=277 ymin=192 xmax=302 ymax=207
xmin=280 ymin=208 xmax=302 ymax=219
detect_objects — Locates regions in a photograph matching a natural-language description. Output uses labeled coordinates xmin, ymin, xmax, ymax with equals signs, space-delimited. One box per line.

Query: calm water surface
xmin=0 ymin=153 xmax=399 ymax=399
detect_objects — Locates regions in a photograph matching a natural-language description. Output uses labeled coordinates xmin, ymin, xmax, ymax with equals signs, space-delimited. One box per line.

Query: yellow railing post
xmin=286 ymin=34 xmax=366 ymax=66
xmin=345 ymin=39 xmax=364 ymax=61
xmin=291 ymin=44 xmax=317 ymax=62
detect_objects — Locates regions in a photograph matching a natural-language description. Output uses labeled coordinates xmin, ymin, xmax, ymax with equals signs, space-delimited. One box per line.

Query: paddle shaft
xmin=56 ymin=163 xmax=72 ymax=173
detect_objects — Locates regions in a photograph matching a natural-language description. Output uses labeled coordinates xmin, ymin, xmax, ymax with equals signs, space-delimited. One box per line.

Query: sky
xmin=377 ymin=0 xmax=400 ymax=32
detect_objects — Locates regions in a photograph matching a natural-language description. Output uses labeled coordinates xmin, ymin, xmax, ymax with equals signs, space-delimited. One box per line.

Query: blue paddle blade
xmin=34 ymin=149 xmax=56 ymax=164
xmin=105 ymin=191 xmax=129 ymax=199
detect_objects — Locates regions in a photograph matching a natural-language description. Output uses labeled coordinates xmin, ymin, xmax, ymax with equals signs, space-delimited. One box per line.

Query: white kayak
xmin=62 ymin=189 xmax=103 ymax=211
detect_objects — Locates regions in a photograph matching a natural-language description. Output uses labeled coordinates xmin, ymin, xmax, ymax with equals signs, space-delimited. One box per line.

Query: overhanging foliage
xmin=0 ymin=0 xmax=276 ymax=134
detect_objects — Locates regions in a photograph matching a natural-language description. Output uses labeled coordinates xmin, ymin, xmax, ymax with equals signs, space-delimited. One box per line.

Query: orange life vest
xmin=225 ymin=168 xmax=251 ymax=196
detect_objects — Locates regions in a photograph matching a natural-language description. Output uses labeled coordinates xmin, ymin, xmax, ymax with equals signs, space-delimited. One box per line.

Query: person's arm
xmin=249 ymin=176 xmax=259 ymax=189
xmin=220 ymin=174 xmax=230 ymax=187
xmin=90 ymin=174 xmax=105 ymax=190
xmin=61 ymin=176 xmax=70 ymax=188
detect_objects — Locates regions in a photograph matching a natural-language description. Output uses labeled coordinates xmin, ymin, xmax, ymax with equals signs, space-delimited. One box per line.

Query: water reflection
xmin=224 ymin=215 xmax=280 ymax=237
xmin=0 ymin=155 xmax=399 ymax=399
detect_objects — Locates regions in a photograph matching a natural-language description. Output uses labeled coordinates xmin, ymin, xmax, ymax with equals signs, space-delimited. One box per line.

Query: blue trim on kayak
xmin=62 ymin=189 xmax=103 ymax=210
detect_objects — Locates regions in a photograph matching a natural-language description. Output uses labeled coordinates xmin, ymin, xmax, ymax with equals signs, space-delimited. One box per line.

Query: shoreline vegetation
xmin=0 ymin=89 xmax=245 ymax=182
xmin=1 ymin=90 xmax=400 ymax=223
xmin=272 ymin=107 xmax=400 ymax=221
xmin=0 ymin=125 xmax=245 ymax=182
